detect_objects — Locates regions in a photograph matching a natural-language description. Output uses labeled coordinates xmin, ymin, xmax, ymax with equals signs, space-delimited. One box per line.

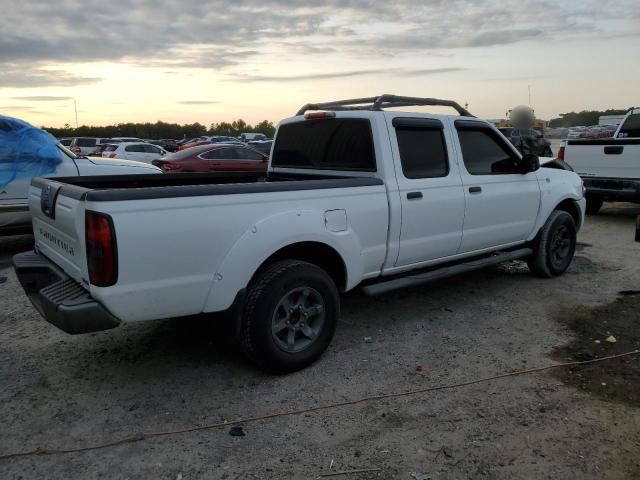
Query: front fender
xmin=528 ymin=170 xmax=585 ymax=240
xmin=202 ymin=209 xmax=364 ymax=312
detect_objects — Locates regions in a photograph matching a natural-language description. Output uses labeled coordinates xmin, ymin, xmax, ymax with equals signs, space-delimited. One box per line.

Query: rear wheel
xmin=239 ymin=260 xmax=339 ymax=373
xmin=528 ymin=210 xmax=577 ymax=278
xmin=585 ymin=197 xmax=603 ymax=215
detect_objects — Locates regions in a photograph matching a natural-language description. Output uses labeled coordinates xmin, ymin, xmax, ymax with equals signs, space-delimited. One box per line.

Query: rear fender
xmin=203 ymin=210 xmax=363 ymax=312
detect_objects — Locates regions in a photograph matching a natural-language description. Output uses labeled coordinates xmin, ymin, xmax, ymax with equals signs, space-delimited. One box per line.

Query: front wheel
xmin=528 ymin=210 xmax=577 ymax=278
xmin=239 ymin=260 xmax=339 ymax=373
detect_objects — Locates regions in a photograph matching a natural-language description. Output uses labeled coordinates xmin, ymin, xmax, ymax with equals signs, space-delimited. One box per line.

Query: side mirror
xmin=520 ymin=153 xmax=540 ymax=173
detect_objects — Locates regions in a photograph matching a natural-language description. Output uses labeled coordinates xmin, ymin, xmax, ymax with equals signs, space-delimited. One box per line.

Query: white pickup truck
xmin=14 ymin=95 xmax=586 ymax=373
xmin=1 ymin=144 xmax=160 ymax=235
xmin=561 ymin=107 xmax=640 ymax=214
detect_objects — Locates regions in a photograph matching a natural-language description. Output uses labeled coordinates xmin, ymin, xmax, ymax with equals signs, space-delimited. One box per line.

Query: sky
xmin=0 ymin=0 xmax=638 ymax=128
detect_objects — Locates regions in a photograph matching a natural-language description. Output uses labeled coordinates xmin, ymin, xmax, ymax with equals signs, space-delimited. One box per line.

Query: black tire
xmin=239 ymin=260 xmax=339 ymax=373
xmin=527 ymin=210 xmax=577 ymax=278
xmin=585 ymin=197 xmax=603 ymax=215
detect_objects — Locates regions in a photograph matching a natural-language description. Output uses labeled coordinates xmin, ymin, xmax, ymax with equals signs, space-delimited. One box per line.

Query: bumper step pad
xmin=13 ymin=251 xmax=120 ymax=334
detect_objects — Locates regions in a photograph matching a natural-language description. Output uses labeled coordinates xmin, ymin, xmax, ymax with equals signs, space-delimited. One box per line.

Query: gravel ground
xmin=1 ymin=203 xmax=639 ymax=479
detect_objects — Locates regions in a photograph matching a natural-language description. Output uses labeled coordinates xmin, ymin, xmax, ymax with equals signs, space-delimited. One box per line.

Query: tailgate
xmin=565 ymin=140 xmax=640 ymax=179
xmin=29 ymin=178 xmax=88 ymax=286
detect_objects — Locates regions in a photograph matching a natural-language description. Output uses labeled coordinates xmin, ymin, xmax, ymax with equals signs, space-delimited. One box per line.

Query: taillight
xmin=86 ymin=211 xmax=117 ymax=286
xmin=557 ymin=145 xmax=565 ymax=160
xmin=72 ymin=146 xmax=81 ymax=154
xmin=160 ymin=162 xmax=180 ymax=171
xmin=109 ymin=153 xmax=117 ymax=158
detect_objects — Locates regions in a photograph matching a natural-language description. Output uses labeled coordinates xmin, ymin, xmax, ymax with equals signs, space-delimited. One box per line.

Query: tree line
xmin=548 ymin=109 xmax=630 ymax=128
xmin=42 ymin=119 xmax=276 ymax=140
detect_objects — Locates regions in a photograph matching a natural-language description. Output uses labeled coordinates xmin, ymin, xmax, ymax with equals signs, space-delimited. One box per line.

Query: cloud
xmin=11 ymin=96 xmax=73 ymax=101
xmin=401 ymin=67 xmax=467 ymax=76
xmin=0 ymin=0 xmax=637 ymax=79
xmin=0 ymin=105 xmax=36 ymax=111
xmin=0 ymin=65 xmax=100 ymax=88
xmin=177 ymin=100 xmax=219 ymax=105
xmin=0 ymin=0 xmax=637 ymax=68
xmin=228 ymin=66 xmax=465 ymax=82
xmin=228 ymin=69 xmax=391 ymax=82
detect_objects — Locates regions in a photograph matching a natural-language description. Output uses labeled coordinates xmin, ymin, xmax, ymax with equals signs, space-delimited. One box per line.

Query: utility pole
xmin=73 ymin=99 xmax=79 ymax=128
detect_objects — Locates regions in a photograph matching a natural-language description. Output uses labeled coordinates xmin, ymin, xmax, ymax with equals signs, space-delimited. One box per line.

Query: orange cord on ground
xmin=1 ymin=350 xmax=638 ymax=461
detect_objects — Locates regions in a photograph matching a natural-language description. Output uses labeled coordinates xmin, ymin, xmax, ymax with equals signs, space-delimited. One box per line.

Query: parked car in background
xmin=567 ymin=127 xmax=587 ymax=139
xmin=581 ymin=127 xmax=612 ymax=139
xmin=102 ymin=142 xmax=167 ymax=163
xmin=0 ymin=116 xmax=160 ymax=235
xmin=93 ymin=140 xmax=122 ymax=157
xmin=112 ymin=137 xmax=144 ymax=143
xmin=247 ymin=140 xmax=273 ymax=156
xmin=69 ymin=137 xmax=114 ymax=156
xmin=561 ymin=107 xmax=640 ymax=214
xmin=239 ymin=132 xmax=267 ymax=142
xmin=152 ymin=143 xmax=267 ymax=172
xmin=58 ymin=137 xmax=73 ymax=147
xmin=150 ymin=139 xmax=179 ymax=152
xmin=177 ymin=136 xmax=244 ymax=151
xmin=545 ymin=128 xmax=569 ymax=139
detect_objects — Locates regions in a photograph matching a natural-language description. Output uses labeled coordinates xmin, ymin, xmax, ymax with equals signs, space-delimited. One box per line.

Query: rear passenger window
xmin=272 ymin=119 xmax=375 ymax=171
xmin=125 ymin=144 xmax=145 ymax=152
xmin=143 ymin=145 xmax=161 ymax=154
xmin=456 ymin=127 xmax=520 ymax=175
xmin=395 ymin=123 xmax=448 ymax=179
xmin=235 ymin=148 xmax=264 ymax=160
xmin=201 ymin=148 xmax=236 ymax=160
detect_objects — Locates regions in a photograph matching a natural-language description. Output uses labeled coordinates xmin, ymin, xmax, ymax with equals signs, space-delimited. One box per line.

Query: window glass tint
xmin=125 ymin=144 xmax=145 ymax=152
xmin=143 ymin=145 xmax=161 ymax=154
xmin=457 ymin=129 xmax=519 ymax=175
xmin=235 ymin=147 xmax=263 ymax=160
xmin=272 ymin=119 xmax=375 ymax=171
xmin=618 ymin=114 xmax=640 ymax=138
xmin=77 ymin=138 xmax=96 ymax=147
xmin=201 ymin=148 xmax=236 ymax=160
xmin=396 ymin=128 xmax=448 ymax=178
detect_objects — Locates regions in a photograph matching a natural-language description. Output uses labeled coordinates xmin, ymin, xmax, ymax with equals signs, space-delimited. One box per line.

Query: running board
xmin=362 ymin=248 xmax=533 ymax=296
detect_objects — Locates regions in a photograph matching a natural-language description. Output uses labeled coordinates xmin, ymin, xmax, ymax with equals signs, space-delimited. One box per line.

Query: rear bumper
xmin=582 ymin=177 xmax=640 ymax=202
xmin=13 ymin=251 xmax=120 ymax=334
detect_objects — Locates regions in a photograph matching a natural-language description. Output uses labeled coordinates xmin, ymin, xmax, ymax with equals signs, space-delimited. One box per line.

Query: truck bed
xmin=33 ymin=172 xmax=383 ymax=202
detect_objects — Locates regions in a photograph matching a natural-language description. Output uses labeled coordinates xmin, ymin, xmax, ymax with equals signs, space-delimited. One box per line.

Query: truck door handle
xmin=604 ymin=146 xmax=624 ymax=155
xmin=469 ymin=186 xmax=482 ymax=193
xmin=407 ymin=192 xmax=423 ymax=200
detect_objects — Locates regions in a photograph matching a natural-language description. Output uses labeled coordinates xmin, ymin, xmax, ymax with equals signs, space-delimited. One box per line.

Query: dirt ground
xmin=1 ymin=203 xmax=639 ymax=479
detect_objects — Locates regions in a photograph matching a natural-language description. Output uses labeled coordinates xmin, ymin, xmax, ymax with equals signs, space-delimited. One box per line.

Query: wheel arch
xmin=202 ymin=210 xmax=364 ymax=313
xmin=554 ymin=198 xmax=582 ymax=230
xmin=529 ymin=196 xmax=584 ymax=242
xmin=253 ymin=241 xmax=348 ymax=292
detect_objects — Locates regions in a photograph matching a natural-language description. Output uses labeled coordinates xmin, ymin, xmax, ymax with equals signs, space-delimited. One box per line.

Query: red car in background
xmin=152 ymin=143 xmax=268 ymax=173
